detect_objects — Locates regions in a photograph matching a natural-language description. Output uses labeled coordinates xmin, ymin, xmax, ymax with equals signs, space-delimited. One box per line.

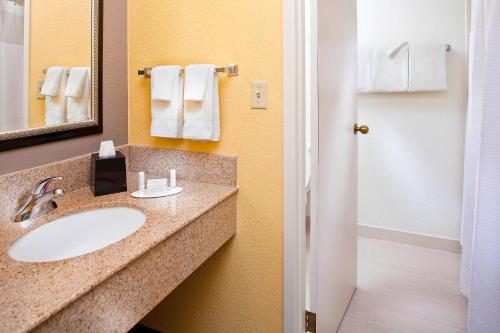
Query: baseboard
xmin=358 ymin=224 xmax=462 ymax=253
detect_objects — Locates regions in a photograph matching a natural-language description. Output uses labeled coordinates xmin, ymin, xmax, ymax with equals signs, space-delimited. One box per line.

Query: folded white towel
xmin=41 ymin=67 xmax=68 ymax=125
xmin=66 ymin=67 xmax=90 ymax=122
xmin=358 ymin=45 xmax=373 ymax=92
xmin=151 ymin=65 xmax=181 ymax=101
xmin=184 ymin=65 xmax=211 ymax=101
xmin=150 ymin=65 xmax=184 ymax=138
xmin=409 ymin=44 xmax=448 ymax=91
xmin=65 ymin=67 xmax=88 ymax=98
xmin=183 ymin=64 xmax=220 ymax=141
xmin=372 ymin=43 xmax=409 ymax=92
xmin=41 ymin=66 xmax=66 ymax=96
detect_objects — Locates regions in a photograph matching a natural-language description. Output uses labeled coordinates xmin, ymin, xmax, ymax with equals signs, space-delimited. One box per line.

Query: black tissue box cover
xmin=90 ymin=151 xmax=127 ymax=196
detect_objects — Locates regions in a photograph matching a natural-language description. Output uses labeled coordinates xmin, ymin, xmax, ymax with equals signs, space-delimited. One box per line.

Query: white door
xmin=309 ymin=0 xmax=359 ymax=331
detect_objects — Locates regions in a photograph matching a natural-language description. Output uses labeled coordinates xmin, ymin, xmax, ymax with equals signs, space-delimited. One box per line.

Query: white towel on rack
xmin=358 ymin=45 xmax=373 ymax=92
xmin=184 ymin=65 xmax=211 ymax=102
xmin=372 ymin=42 xmax=409 ymax=92
xmin=150 ymin=65 xmax=184 ymax=138
xmin=41 ymin=66 xmax=66 ymax=96
xmin=183 ymin=64 xmax=220 ymax=141
xmin=41 ymin=67 xmax=68 ymax=125
xmin=65 ymin=67 xmax=88 ymax=98
xmin=409 ymin=44 xmax=448 ymax=91
xmin=66 ymin=67 xmax=91 ymax=122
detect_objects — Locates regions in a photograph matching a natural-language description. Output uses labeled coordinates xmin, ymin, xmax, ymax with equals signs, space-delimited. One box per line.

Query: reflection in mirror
xmin=0 ymin=0 xmax=26 ymax=132
xmin=31 ymin=0 xmax=91 ymax=127
xmin=0 ymin=0 xmax=91 ymax=131
xmin=0 ymin=0 xmax=100 ymax=151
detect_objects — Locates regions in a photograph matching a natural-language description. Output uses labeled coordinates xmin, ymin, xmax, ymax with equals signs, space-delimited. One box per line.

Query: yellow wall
xmin=128 ymin=0 xmax=283 ymax=332
xmin=29 ymin=0 xmax=91 ymax=127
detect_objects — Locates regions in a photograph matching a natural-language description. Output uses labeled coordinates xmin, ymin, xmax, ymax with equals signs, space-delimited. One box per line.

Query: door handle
xmin=354 ymin=123 xmax=369 ymax=135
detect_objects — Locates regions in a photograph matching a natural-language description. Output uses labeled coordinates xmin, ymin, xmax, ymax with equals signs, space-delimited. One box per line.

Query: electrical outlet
xmin=251 ymin=80 xmax=267 ymax=109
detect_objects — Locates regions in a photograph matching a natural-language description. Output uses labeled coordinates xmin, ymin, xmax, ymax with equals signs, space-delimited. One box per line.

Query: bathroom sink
xmin=8 ymin=207 xmax=146 ymax=263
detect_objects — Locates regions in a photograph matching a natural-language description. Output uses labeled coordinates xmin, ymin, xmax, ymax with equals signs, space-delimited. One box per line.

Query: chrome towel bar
xmin=138 ymin=64 xmax=238 ymax=78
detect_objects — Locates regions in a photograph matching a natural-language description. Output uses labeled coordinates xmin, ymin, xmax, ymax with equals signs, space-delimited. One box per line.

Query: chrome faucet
xmin=14 ymin=177 xmax=65 ymax=222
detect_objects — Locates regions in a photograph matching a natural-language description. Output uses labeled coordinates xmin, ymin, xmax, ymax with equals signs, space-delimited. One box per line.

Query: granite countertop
xmin=0 ymin=174 xmax=238 ymax=332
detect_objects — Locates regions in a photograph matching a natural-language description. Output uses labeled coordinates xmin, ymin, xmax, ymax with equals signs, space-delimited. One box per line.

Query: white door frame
xmin=23 ymin=0 xmax=30 ymax=124
xmin=306 ymin=0 xmax=319 ymax=314
xmin=283 ymin=0 xmax=307 ymax=331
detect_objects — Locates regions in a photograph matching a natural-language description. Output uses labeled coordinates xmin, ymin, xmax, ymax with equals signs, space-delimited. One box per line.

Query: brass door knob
xmin=354 ymin=123 xmax=369 ymax=135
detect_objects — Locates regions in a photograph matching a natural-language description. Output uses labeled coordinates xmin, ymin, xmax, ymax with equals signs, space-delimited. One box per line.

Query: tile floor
xmin=338 ymin=237 xmax=468 ymax=333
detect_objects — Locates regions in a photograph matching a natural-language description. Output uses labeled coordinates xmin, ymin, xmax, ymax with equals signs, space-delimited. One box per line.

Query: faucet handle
xmin=32 ymin=177 xmax=63 ymax=195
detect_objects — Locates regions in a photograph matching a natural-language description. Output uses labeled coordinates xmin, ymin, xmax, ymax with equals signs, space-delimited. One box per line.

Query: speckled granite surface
xmin=129 ymin=145 xmax=237 ymax=187
xmin=0 ymin=146 xmax=237 ymax=333
xmin=0 ymin=145 xmax=130 ymax=219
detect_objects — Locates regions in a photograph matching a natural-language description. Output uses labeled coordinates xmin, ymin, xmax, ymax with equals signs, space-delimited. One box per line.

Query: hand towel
xmin=65 ymin=67 xmax=88 ymax=98
xmin=150 ymin=65 xmax=184 ymax=138
xmin=372 ymin=42 xmax=409 ymax=92
xmin=41 ymin=67 xmax=68 ymax=125
xmin=409 ymin=44 xmax=448 ymax=91
xmin=358 ymin=45 xmax=373 ymax=92
xmin=66 ymin=67 xmax=90 ymax=122
xmin=183 ymin=64 xmax=220 ymax=141
xmin=41 ymin=66 xmax=66 ymax=96
xmin=184 ymin=65 xmax=211 ymax=101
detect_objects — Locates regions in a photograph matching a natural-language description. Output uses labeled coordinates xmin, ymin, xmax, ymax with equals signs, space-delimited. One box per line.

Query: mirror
xmin=0 ymin=0 xmax=102 ymax=151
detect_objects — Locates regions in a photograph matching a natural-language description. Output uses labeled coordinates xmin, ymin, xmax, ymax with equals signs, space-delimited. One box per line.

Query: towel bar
xmin=138 ymin=64 xmax=239 ymax=78
xmin=42 ymin=68 xmax=70 ymax=75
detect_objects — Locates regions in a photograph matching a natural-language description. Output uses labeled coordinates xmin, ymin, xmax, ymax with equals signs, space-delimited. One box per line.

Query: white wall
xmin=357 ymin=0 xmax=468 ymax=240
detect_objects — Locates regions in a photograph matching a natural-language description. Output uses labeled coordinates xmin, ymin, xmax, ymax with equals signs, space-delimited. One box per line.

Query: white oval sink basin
xmin=9 ymin=207 xmax=146 ymax=263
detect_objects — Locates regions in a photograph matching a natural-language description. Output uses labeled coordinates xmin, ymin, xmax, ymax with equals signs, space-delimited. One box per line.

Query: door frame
xmin=283 ymin=0 xmax=307 ymax=331
xmin=23 ymin=0 xmax=30 ymax=125
xmin=306 ymin=0 xmax=319 ymax=314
